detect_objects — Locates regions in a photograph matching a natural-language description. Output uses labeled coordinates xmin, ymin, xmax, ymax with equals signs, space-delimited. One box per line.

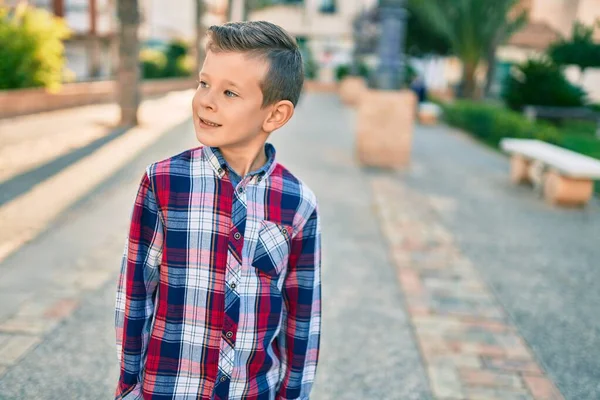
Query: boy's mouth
xmin=198 ymin=117 xmax=222 ymax=128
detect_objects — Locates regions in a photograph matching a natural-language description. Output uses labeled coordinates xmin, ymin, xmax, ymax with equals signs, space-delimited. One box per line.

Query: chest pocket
xmin=252 ymin=220 xmax=293 ymax=278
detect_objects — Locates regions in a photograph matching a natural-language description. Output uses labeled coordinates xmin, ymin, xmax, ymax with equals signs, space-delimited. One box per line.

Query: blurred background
xmin=1 ymin=0 xmax=600 ymax=399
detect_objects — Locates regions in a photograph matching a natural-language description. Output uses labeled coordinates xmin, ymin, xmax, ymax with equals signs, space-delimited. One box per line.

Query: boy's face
xmin=192 ymin=50 xmax=272 ymax=150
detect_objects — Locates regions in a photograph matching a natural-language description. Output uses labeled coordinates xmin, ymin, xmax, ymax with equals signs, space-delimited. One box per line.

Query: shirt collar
xmin=202 ymin=143 xmax=277 ymax=183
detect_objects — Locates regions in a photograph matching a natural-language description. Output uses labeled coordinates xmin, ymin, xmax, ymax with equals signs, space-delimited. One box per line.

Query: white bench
xmin=500 ymin=138 xmax=600 ymax=206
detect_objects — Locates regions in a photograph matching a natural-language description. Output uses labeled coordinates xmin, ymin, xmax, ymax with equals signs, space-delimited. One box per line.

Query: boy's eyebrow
xmin=199 ymin=72 xmax=241 ymax=89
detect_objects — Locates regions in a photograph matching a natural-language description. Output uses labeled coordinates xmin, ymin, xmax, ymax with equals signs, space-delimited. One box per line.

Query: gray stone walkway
xmin=1 ymin=91 xmax=598 ymax=399
xmin=0 ymin=93 xmax=432 ymax=399
xmin=401 ymin=124 xmax=600 ymax=399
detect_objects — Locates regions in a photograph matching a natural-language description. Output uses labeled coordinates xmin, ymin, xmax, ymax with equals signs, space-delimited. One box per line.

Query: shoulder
xmin=269 ymin=163 xmax=319 ymax=230
xmin=145 ymin=147 xmax=202 ymax=180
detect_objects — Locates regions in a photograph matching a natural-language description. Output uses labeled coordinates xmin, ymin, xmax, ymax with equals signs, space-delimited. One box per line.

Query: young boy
xmin=115 ymin=21 xmax=321 ymax=400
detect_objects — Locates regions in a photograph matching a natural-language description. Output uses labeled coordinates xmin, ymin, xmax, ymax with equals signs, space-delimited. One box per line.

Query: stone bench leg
xmin=543 ymin=170 xmax=594 ymax=206
xmin=510 ymin=155 xmax=530 ymax=184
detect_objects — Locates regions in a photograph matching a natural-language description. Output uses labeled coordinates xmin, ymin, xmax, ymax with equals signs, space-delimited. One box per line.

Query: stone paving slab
xmin=371 ymin=176 xmax=563 ymax=400
xmin=0 ymin=93 xmax=433 ymax=399
xmin=0 ymin=103 xmax=118 ymax=183
xmin=0 ymin=90 xmax=193 ymax=264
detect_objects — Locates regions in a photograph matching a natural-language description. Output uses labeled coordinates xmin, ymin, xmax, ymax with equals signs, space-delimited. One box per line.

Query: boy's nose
xmin=194 ymin=91 xmax=217 ymax=112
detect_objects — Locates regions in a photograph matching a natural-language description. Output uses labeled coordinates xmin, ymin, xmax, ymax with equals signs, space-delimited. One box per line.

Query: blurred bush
xmin=0 ymin=4 xmax=71 ymax=91
xmin=502 ymin=59 xmax=586 ymax=110
xmin=442 ymin=100 xmax=561 ymax=146
xmin=334 ymin=63 xmax=370 ymax=81
xmin=443 ymin=100 xmax=600 ymax=164
xmin=141 ymin=39 xmax=193 ymax=80
xmin=141 ymin=49 xmax=167 ymax=79
xmin=297 ymin=40 xmax=318 ymax=79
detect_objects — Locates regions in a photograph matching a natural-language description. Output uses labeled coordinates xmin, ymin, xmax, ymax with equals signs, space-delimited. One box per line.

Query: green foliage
xmin=502 ymin=59 xmax=586 ymax=110
xmin=141 ymin=39 xmax=193 ymax=79
xmin=442 ymin=100 xmax=561 ymax=146
xmin=548 ymin=21 xmax=600 ymax=72
xmin=335 ymin=63 xmax=370 ymax=81
xmin=443 ymin=100 xmax=600 ymax=163
xmin=410 ymin=0 xmax=526 ymax=98
xmin=557 ymin=120 xmax=596 ymax=137
xmin=0 ymin=4 xmax=71 ymax=91
xmin=405 ymin=0 xmax=452 ymax=56
xmin=559 ymin=133 xmax=600 ymax=160
xmin=140 ymin=49 xmax=167 ymax=79
xmin=297 ymin=39 xmax=318 ymax=79
xmin=163 ymin=39 xmax=190 ymax=77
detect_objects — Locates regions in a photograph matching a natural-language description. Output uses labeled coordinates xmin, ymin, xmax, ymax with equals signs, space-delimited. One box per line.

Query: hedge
xmin=441 ymin=100 xmax=600 ymax=170
xmin=442 ymin=101 xmax=561 ymax=147
xmin=0 ymin=4 xmax=70 ymax=91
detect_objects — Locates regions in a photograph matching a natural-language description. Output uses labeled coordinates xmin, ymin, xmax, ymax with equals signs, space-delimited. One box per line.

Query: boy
xmin=115 ymin=21 xmax=321 ymax=400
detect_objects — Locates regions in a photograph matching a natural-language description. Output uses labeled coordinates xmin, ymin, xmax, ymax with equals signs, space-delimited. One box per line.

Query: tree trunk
xmin=484 ymin=45 xmax=497 ymax=98
xmin=462 ymin=61 xmax=478 ymax=99
xmin=117 ymin=0 xmax=140 ymax=127
xmin=195 ymin=0 xmax=206 ymax=73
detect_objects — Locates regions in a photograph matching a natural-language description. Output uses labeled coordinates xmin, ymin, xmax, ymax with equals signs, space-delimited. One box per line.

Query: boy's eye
xmin=224 ymin=90 xmax=237 ymax=98
xmin=198 ymin=80 xmax=208 ymax=88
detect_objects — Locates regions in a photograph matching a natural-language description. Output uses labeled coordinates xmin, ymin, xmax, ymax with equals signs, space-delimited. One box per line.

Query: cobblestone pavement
xmin=0 ymin=91 xmax=192 ymax=263
xmin=372 ymin=176 xmax=562 ymax=400
xmin=0 ymin=92 xmax=596 ymax=399
xmin=0 ymin=93 xmax=432 ymax=399
xmin=401 ymin=124 xmax=600 ymax=399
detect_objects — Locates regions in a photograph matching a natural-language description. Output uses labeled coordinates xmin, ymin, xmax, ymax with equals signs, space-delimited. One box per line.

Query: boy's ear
xmin=262 ymin=100 xmax=295 ymax=133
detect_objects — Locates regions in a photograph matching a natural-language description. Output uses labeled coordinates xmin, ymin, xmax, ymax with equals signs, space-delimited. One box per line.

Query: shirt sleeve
xmin=115 ymin=171 xmax=164 ymax=399
xmin=276 ymin=205 xmax=322 ymax=400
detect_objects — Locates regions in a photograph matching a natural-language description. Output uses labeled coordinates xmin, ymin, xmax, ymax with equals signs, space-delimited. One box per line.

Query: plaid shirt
xmin=115 ymin=144 xmax=321 ymax=400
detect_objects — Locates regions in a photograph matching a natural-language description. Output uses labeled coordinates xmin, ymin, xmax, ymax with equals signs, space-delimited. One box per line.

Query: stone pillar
xmin=356 ymin=89 xmax=417 ymax=169
xmin=339 ymin=76 xmax=367 ymax=106
xmin=355 ymin=0 xmax=414 ymax=170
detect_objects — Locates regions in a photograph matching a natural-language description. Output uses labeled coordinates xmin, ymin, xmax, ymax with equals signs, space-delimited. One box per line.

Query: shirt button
xmin=226 ymin=331 xmax=233 ymax=338
xmin=238 ymin=187 xmax=244 ymax=194
xmin=230 ymin=282 xmax=237 ymax=289
xmin=220 ymin=376 xmax=227 ymax=382
xmin=234 ymin=232 xmax=241 ymax=240
xmin=217 ymin=168 xmax=223 ymax=174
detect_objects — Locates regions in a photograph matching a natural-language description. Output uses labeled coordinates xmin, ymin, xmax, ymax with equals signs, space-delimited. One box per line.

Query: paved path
xmin=0 ymin=92 xmax=598 ymax=399
xmin=0 ymin=93 xmax=432 ymax=399
xmin=396 ymin=124 xmax=600 ymax=399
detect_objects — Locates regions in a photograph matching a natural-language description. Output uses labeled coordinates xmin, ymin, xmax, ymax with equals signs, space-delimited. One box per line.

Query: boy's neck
xmin=218 ymin=142 xmax=268 ymax=178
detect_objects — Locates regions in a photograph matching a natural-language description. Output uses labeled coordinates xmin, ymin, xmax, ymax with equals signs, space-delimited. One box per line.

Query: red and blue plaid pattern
xmin=115 ymin=145 xmax=321 ymax=400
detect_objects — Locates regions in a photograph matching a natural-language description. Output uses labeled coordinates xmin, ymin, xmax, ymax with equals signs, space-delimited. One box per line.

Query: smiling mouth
xmin=199 ymin=117 xmax=222 ymax=127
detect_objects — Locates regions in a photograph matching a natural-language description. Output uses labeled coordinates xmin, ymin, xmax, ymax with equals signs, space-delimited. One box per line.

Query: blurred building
xmin=6 ymin=0 xmax=227 ymax=81
xmin=6 ymin=0 xmax=118 ymax=80
xmin=140 ymin=0 xmax=227 ymax=43
xmin=496 ymin=0 xmax=600 ymax=100
xmin=248 ymin=0 xmax=377 ymax=82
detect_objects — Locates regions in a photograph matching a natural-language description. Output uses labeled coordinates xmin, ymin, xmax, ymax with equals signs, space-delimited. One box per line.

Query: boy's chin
xmin=195 ymin=130 xmax=225 ymax=148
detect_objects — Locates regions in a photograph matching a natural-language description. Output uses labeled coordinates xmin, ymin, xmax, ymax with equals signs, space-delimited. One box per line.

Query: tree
xmin=411 ymin=0 xmax=526 ymax=99
xmin=548 ymin=20 xmax=600 ymax=83
xmin=0 ymin=4 xmax=70 ymax=90
xmin=117 ymin=0 xmax=140 ymax=126
xmin=483 ymin=5 xmax=527 ymax=97
xmin=405 ymin=0 xmax=452 ymax=57
xmin=195 ymin=0 xmax=206 ymax=73
xmin=502 ymin=58 xmax=586 ymax=110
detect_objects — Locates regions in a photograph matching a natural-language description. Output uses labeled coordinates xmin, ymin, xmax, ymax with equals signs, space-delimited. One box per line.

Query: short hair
xmin=206 ymin=21 xmax=304 ymax=107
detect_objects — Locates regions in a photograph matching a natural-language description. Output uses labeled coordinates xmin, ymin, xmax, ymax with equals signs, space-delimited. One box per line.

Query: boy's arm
xmin=277 ymin=206 xmax=322 ymax=400
xmin=115 ymin=172 xmax=164 ymax=399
